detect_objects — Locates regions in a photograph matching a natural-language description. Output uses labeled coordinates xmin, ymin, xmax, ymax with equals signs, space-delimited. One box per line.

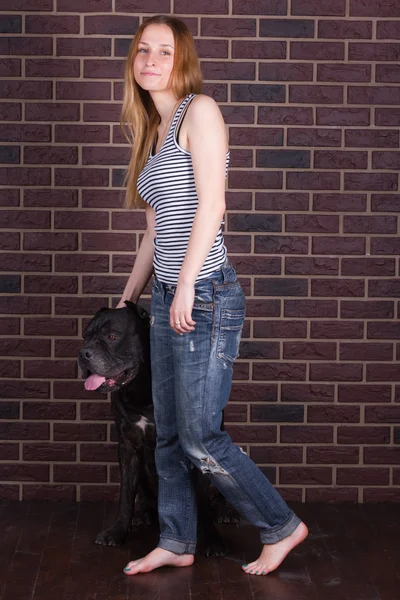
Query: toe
xmin=123 ymin=559 xmax=142 ymax=574
xmin=124 ymin=565 xmax=142 ymax=576
xmin=243 ymin=560 xmax=257 ymax=572
xmin=126 ymin=560 xmax=140 ymax=568
xmin=244 ymin=562 xmax=261 ymax=575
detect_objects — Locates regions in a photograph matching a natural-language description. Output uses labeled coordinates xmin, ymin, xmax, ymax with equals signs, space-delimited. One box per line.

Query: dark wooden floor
xmin=1 ymin=500 xmax=399 ymax=600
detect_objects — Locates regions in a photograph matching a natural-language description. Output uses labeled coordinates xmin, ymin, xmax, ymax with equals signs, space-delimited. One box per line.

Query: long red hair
xmin=120 ymin=15 xmax=203 ymax=209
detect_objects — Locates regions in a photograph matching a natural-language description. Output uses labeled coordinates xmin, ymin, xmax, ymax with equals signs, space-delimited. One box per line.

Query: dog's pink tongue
xmin=84 ymin=374 xmax=106 ymax=390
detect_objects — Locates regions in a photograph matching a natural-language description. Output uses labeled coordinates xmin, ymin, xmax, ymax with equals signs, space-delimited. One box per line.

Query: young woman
xmin=116 ymin=15 xmax=308 ymax=576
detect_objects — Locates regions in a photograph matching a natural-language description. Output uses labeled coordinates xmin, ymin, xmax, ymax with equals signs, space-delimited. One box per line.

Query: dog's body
xmin=78 ymin=301 xmax=236 ymax=556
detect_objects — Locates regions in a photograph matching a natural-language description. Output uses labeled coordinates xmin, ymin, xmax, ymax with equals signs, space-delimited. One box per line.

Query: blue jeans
xmin=150 ymin=259 xmax=301 ymax=554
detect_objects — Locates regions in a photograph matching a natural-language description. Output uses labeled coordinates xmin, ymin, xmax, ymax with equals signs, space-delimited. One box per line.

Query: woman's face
xmin=133 ymin=24 xmax=175 ymax=93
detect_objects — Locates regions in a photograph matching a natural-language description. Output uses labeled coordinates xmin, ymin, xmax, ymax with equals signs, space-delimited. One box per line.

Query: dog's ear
xmin=124 ymin=300 xmax=136 ymax=311
xmin=124 ymin=300 xmax=149 ymax=321
xmin=97 ymin=307 xmax=109 ymax=313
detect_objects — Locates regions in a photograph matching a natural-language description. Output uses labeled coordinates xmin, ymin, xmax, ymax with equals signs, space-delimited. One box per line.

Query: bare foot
xmin=123 ymin=547 xmax=194 ymax=575
xmin=242 ymin=521 xmax=308 ymax=576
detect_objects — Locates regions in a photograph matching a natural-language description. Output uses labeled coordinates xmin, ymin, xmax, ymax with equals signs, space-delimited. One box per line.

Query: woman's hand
xmin=170 ymin=282 xmax=196 ymax=334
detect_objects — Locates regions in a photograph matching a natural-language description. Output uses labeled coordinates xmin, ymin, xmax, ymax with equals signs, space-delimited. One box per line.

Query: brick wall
xmin=1 ymin=0 xmax=400 ymax=503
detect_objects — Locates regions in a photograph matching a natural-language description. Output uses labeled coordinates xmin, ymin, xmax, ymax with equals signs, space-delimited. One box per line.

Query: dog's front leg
xmin=95 ymin=442 xmax=139 ymax=546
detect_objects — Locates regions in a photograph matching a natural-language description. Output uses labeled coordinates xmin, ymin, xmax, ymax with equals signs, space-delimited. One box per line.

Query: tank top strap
xmin=150 ymin=94 xmax=196 ymax=158
xmin=171 ymin=93 xmax=196 ymax=132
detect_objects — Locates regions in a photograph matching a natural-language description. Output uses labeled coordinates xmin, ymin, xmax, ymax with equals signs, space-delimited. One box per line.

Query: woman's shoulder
xmin=186 ymin=93 xmax=224 ymax=124
xmin=189 ymin=93 xmax=219 ymax=111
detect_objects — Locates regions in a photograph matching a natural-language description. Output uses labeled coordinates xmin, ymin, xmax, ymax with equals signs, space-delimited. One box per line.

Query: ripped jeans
xmin=150 ymin=259 xmax=301 ymax=554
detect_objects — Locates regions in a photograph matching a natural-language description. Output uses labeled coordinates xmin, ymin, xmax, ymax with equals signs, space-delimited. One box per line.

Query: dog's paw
xmin=131 ymin=508 xmax=155 ymax=527
xmin=95 ymin=525 xmax=128 ymax=546
xmin=213 ymin=502 xmax=240 ymax=523
xmin=216 ymin=508 xmax=240 ymax=525
xmin=200 ymin=537 xmax=229 ymax=558
xmin=209 ymin=489 xmax=240 ymax=524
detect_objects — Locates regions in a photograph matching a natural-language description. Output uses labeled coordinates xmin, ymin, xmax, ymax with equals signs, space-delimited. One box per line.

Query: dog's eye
xmin=108 ymin=334 xmax=118 ymax=340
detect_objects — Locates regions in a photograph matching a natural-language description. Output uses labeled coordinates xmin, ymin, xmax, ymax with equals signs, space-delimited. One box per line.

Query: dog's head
xmin=78 ymin=301 xmax=150 ymax=393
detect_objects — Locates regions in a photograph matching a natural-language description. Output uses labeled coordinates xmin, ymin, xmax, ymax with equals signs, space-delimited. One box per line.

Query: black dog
xmin=78 ymin=301 xmax=237 ymax=556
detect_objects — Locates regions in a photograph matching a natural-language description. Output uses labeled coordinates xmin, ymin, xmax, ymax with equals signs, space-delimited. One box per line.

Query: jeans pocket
xmin=217 ymin=308 xmax=245 ymax=367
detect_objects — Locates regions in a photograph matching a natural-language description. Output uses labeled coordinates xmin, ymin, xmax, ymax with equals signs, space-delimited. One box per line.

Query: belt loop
xmin=163 ymin=282 xmax=177 ymax=303
xmin=162 ymin=282 xmax=168 ymax=304
xmin=222 ymin=258 xmax=236 ymax=284
xmin=221 ymin=259 xmax=229 ymax=283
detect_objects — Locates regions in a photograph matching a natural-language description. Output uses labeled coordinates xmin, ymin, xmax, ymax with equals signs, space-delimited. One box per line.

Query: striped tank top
xmin=137 ymin=93 xmax=229 ymax=285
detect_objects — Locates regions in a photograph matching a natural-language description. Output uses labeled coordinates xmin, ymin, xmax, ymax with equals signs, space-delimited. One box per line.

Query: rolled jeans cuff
xmin=260 ymin=512 xmax=302 ymax=544
xmin=158 ymin=536 xmax=196 ymax=555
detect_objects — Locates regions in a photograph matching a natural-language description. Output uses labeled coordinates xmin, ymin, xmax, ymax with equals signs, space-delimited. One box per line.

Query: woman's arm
xmin=116 ymin=204 xmax=156 ymax=308
xmin=170 ymin=94 xmax=228 ymax=332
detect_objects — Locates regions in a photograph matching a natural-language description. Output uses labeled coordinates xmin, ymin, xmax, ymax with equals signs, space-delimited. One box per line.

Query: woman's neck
xmin=150 ymin=91 xmax=181 ymax=126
